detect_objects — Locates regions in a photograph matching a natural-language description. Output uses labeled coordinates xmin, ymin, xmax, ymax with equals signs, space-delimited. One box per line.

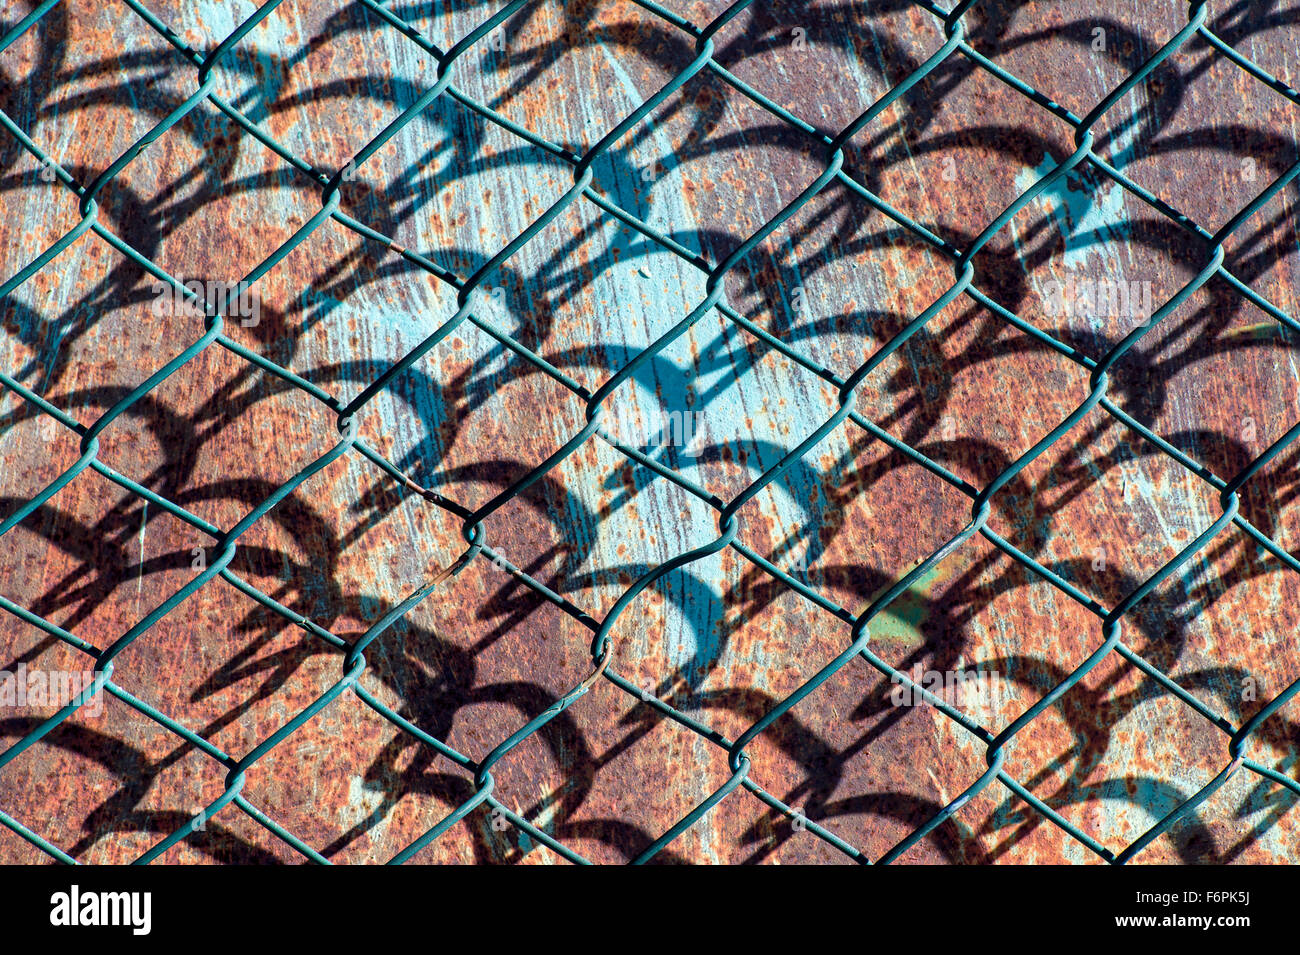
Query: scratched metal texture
xmin=0 ymin=0 xmax=1298 ymax=864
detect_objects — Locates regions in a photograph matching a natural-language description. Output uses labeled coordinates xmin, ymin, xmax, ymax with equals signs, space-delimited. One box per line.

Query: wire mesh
xmin=0 ymin=0 xmax=1298 ymax=864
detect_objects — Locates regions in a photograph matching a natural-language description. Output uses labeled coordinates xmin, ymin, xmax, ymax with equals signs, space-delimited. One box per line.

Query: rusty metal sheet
xmin=0 ymin=0 xmax=1297 ymax=864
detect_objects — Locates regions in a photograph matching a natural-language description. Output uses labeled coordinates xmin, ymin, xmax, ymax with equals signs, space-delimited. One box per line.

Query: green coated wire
xmin=0 ymin=0 xmax=1297 ymax=866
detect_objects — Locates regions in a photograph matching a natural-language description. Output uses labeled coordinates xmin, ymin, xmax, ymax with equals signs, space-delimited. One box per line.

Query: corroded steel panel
xmin=0 ymin=0 xmax=1297 ymax=864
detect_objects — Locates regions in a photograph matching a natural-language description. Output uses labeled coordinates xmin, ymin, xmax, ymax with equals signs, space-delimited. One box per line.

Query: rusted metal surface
xmin=0 ymin=0 xmax=1297 ymax=863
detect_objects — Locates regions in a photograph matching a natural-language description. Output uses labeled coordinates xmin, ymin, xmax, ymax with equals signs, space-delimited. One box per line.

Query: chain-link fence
xmin=1 ymin=0 xmax=1298 ymax=863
